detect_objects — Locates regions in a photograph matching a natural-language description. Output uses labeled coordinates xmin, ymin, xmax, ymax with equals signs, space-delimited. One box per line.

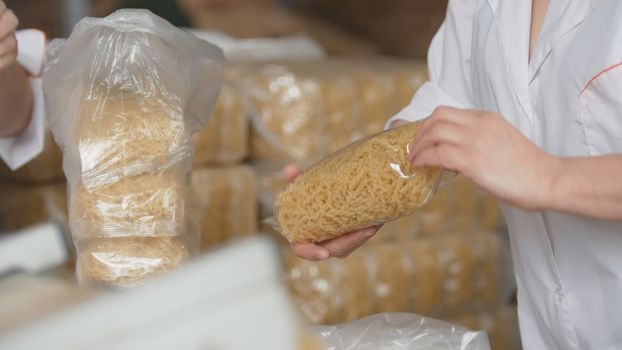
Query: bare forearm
xmin=545 ymin=155 xmax=622 ymax=220
xmin=0 ymin=61 xmax=32 ymax=137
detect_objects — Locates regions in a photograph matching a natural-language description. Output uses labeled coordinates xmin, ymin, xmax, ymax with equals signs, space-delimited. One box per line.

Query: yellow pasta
xmin=77 ymin=236 xmax=190 ymax=288
xmin=71 ymin=171 xmax=188 ymax=240
xmin=76 ymin=91 xmax=188 ymax=188
xmin=276 ymin=122 xmax=440 ymax=243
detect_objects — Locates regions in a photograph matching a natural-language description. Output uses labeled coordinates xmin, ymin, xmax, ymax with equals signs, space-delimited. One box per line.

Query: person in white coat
xmin=289 ymin=0 xmax=622 ymax=349
xmin=0 ymin=1 xmax=46 ymax=170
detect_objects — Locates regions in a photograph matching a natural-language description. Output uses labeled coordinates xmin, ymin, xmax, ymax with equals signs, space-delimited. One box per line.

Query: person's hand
xmin=282 ymin=164 xmax=381 ymax=261
xmin=0 ymin=1 xmax=18 ymax=71
xmin=408 ymin=106 xmax=561 ymax=211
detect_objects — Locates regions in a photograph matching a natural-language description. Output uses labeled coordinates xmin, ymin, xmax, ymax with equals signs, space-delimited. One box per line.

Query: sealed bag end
xmin=263 ymin=216 xmax=294 ymax=243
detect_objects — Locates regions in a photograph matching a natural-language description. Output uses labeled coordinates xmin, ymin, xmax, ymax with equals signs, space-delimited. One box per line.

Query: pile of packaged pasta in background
xmin=0 ymin=23 xmax=518 ymax=347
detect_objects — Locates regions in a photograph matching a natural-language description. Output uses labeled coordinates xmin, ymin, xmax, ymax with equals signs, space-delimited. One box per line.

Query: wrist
xmin=538 ymin=154 xmax=566 ymax=211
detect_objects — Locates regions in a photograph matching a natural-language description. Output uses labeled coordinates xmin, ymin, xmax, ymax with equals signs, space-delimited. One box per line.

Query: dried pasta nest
xmin=276 ymin=122 xmax=439 ymax=243
xmin=71 ymin=171 xmax=187 ymax=239
xmin=77 ymin=236 xmax=189 ymax=288
xmin=76 ymin=91 xmax=188 ymax=187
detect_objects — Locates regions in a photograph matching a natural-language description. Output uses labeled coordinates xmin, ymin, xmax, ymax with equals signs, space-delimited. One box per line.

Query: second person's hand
xmin=282 ymin=164 xmax=381 ymax=261
xmin=0 ymin=1 xmax=18 ymax=70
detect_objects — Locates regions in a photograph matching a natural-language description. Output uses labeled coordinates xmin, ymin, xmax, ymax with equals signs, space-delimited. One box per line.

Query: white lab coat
xmin=388 ymin=0 xmax=622 ymax=349
xmin=0 ymin=29 xmax=46 ymax=170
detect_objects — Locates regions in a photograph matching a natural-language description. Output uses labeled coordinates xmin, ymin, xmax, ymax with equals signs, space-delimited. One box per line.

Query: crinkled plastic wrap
xmin=192 ymin=165 xmax=258 ymax=249
xmin=275 ymin=122 xmax=441 ymax=243
xmin=42 ymin=10 xmax=224 ymax=288
xmin=246 ymin=64 xmax=331 ymax=165
xmin=0 ymin=182 xmax=67 ymax=233
xmin=313 ymin=313 xmax=491 ymax=350
xmin=192 ymin=78 xmax=249 ymax=165
xmin=449 ymin=306 xmax=521 ymax=350
xmin=0 ymin=130 xmax=64 ymax=183
xmin=283 ymin=233 xmax=510 ymax=325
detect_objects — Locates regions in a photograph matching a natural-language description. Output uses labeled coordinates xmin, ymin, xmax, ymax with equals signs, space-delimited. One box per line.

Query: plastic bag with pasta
xmin=274 ymin=121 xmax=442 ymax=243
xmin=42 ymin=10 xmax=224 ymax=288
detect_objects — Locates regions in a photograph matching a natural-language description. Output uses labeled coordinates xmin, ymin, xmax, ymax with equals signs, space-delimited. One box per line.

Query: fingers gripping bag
xmin=274 ymin=121 xmax=446 ymax=243
xmin=42 ymin=10 xmax=224 ymax=288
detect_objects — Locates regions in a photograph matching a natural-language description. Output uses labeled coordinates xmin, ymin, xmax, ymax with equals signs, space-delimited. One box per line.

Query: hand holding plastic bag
xmin=313 ymin=313 xmax=490 ymax=350
xmin=274 ymin=122 xmax=442 ymax=244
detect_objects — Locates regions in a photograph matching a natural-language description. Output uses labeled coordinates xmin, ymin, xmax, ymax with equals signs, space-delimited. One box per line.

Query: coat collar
xmin=485 ymin=0 xmax=595 ymax=122
xmin=488 ymin=0 xmax=595 ymax=85
xmin=527 ymin=0 xmax=595 ymax=82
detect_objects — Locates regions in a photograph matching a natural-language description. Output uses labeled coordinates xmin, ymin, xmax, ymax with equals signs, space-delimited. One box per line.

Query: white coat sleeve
xmin=386 ymin=0 xmax=477 ymax=128
xmin=0 ymin=29 xmax=46 ymax=170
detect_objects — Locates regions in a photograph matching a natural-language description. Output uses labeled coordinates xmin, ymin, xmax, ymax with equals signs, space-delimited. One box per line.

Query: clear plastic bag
xmin=238 ymin=59 xmax=429 ymax=217
xmin=241 ymin=59 xmax=428 ymax=167
xmin=313 ymin=313 xmax=491 ymax=350
xmin=274 ymin=122 xmax=442 ymax=243
xmin=448 ymin=306 xmax=521 ymax=350
xmin=42 ymin=9 xmax=224 ymax=288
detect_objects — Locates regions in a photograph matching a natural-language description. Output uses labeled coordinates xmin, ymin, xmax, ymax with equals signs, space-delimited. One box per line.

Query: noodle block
xmin=369 ymin=244 xmax=410 ymax=313
xmin=70 ymin=171 xmax=188 ymax=240
xmin=76 ymin=91 xmax=189 ymax=188
xmin=244 ymin=59 xmax=428 ymax=165
xmin=283 ymin=232 xmax=506 ymax=324
xmin=192 ymin=165 xmax=258 ymax=249
xmin=275 ymin=122 xmax=440 ymax=243
xmin=247 ymin=65 xmax=325 ymax=165
xmin=76 ymin=236 xmax=190 ymax=288
xmin=337 ymin=251 xmax=374 ymax=321
xmin=193 ymin=82 xmax=248 ymax=165
xmin=283 ymin=251 xmax=340 ymax=325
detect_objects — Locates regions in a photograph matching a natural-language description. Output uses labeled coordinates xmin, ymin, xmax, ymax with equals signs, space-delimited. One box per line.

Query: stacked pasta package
xmin=191 ymin=67 xmax=258 ymax=250
xmin=42 ymin=10 xmax=224 ymax=288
